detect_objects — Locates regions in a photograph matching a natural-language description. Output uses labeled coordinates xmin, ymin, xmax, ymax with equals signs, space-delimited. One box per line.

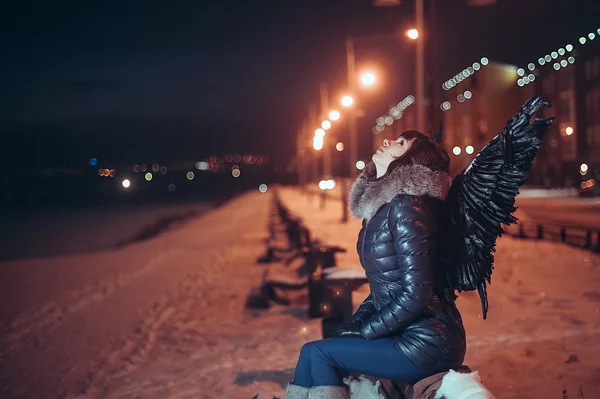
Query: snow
xmin=1 ymin=186 xmax=600 ymax=398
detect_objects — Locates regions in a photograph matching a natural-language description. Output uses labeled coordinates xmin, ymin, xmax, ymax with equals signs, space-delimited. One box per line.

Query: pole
xmin=415 ymin=0 xmax=426 ymax=133
xmin=320 ymin=82 xmax=331 ymax=179
xmin=320 ymin=82 xmax=330 ymax=210
xmin=309 ymin=104 xmax=319 ymax=200
xmin=343 ymin=37 xmax=357 ymax=223
xmin=346 ymin=37 xmax=358 ymax=179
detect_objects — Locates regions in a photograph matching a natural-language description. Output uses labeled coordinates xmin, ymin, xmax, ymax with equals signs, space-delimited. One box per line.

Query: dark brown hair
xmin=384 ymin=130 xmax=450 ymax=177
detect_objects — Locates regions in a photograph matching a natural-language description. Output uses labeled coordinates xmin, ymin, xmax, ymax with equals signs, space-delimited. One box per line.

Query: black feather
xmin=439 ymin=96 xmax=553 ymax=319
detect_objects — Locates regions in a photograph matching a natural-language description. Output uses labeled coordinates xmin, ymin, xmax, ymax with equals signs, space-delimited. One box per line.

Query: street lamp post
xmin=415 ymin=0 xmax=426 ymax=133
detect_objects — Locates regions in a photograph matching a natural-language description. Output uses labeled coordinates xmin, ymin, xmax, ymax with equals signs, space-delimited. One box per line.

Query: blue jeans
xmin=293 ymin=337 xmax=431 ymax=387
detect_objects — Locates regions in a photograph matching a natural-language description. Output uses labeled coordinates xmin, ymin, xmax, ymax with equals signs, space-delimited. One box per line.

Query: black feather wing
xmin=440 ymin=96 xmax=554 ymax=319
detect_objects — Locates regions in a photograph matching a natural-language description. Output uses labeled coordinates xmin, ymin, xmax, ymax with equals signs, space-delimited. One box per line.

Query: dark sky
xmin=1 ymin=0 xmax=598 ymax=167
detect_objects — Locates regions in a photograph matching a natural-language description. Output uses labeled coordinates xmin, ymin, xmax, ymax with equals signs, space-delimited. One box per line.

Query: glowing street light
xmin=313 ymin=137 xmax=324 ymax=151
xmin=315 ymin=128 xmax=325 ymax=138
xmin=341 ymin=95 xmax=354 ymax=107
xmin=122 ymin=179 xmax=131 ymax=188
xmin=407 ymin=28 xmax=419 ymax=40
xmin=322 ymin=120 xmax=332 ymax=130
xmin=329 ymin=110 xmax=341 ymax=121
xmin=565 ymin=126 xmax=574 ymax=136
xmin=360 ymin=71 xmax=376 ymax=86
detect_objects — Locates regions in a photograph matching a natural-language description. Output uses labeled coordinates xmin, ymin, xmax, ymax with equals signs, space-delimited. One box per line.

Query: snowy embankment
xmin=1 ymin=187 xmax=599 ymax=398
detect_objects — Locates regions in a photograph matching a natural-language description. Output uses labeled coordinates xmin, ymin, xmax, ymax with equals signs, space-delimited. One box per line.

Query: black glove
xmin=333 ymin=320 xmax=363 ymax=338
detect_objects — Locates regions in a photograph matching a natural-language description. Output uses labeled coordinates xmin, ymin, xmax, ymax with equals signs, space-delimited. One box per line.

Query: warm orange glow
xmin=407 ymin=28 xmax=419 ymax=40
xmin=565 ymin=126 xmax=574 ymax=135
xmin=336 ymin=142 xmax=344 ymax=151
xmin=329 ymin=110 xmax=341 ymax=121
xmin=341 ymin=95 xmax=354 ymax=107
xmin=321 ymin=120 xmax=332 ymax=130
xmin=360 ymin=71 xmax=376 ymax=86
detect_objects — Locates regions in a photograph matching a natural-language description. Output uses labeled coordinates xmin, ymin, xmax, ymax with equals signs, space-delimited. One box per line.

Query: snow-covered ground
xmin=1 ymin=187 xmax=599 ymax=398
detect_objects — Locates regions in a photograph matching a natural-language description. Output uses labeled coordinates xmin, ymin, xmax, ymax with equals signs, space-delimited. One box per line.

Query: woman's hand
xmin=333 ymin=320 xmax=363 ymax=338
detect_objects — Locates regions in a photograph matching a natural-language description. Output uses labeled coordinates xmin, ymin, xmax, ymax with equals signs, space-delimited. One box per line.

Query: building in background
xmin=440 ymin=59 xmax=532 ymax=174
xmin=523 ymin=29 xmax=600 ymax=192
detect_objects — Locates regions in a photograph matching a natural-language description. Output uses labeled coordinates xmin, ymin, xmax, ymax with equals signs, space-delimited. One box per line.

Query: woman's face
xmin=372 ymin=136 xmax=413 ymax=171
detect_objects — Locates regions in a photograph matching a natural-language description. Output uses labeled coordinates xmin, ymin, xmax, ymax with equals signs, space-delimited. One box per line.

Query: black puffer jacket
xmin=349 ymin=163 xmax=466 ymax=372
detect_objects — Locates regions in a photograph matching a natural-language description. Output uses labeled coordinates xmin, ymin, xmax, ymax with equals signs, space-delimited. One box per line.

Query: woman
xmin=286 ymin=130 xmax=466 ymax=399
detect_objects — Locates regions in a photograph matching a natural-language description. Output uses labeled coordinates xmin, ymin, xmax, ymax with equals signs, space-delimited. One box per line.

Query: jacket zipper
xmin=360 ymin=218 xmax=369 ymax=269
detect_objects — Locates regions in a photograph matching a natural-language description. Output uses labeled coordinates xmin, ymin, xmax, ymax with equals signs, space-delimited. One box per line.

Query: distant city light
xmin=528 ymin=63 xmax=535 ymax=71
xmin=336 ymin=142 xmax=344 ymax=151
xmin=565 ymin=126 xmax=574 ymax=135
xmin=453 ymin=146 xmax=462 ymax=155
xmin=480 ymin=57 xmax=489 ymax=65
xmin=232 ymin=169 xmax=241 ymax=177
xmin=319 ymin=179 xmax=336 ymax=190
xmin=122 ymin=179 xmax=131 ymax=188
xmin=581 ymin=163 xmax=589 ymax=175
xmin=356 ymin=160 xmax=365 ymax=170
xmin=517 ymin=68 xmax=525 ymax=76
xmin=407 ymin=28 xmax=419 ymax=39
xmin=341 ymin=95 xmax=354 ymax=107
xmin=133 ymin=164 xmax=140 ymax=173
xmin=159 ymin=166 xmax=167 ymax=174
xmin=196 ymin=161 xmax=210 ymax=170
xmin=89 ymin=158 xmax=98 ymax=166
xmin=313 ymin=136 xmax=324 ymax=150
xmin=315 ymin=128 xmax=325 ymax=138
xmin=464 ymin=90 xmax=472 ymax=99
xmin=145 ymin=172 xmax=153 ymax=181
xmin=329 ymin=110 xmax=341 ymax=121
xmin=168 ymin=183 xmax=176 ymax=192
xmin=466 ymin=145 xmax=474 ymax=154
xmin=322 ymin=120 xmax=332 ymax=130
xmin=186 ymin=171 xmax=195 ymax=180
xmin=259 ymin=184 xmax=268 ymax=193
xmin=152 ymin=164 xmax=160 ymax=172
xmin=360 ymin=71 xmax=377 ymax=86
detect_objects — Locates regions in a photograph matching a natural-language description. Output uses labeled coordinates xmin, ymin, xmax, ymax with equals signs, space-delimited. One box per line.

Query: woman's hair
xmin=384 ymin=130 xmax=450 ymax=177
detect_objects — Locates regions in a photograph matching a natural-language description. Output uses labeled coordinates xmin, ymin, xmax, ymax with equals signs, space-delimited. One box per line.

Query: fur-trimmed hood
xmin=349 ymin=162 xmax=452 ymax=221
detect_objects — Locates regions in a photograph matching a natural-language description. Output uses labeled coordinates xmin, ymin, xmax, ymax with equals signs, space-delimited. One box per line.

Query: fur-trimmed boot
xmin=285 ymin=382 xmax=310 ymax=399
xmin=308 ymin=385 xmax=350 ymax=399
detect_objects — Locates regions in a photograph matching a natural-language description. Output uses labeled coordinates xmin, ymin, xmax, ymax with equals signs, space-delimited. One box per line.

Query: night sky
xmin=1 ymin=0 xmax=598 ymax=167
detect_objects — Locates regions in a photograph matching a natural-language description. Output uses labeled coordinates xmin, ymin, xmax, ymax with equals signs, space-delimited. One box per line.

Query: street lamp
xmin=360 ymin=71 xmax=377 ymax=86
xmin=329 ymin=110 xmax=341 ymax=121
xmin=322 ymin=120 xmax=332 ymax=130
xmin=341 ymin=95 xmax=354 ymax=107
xmin=406 ymin=28 xmax=419 ymax=40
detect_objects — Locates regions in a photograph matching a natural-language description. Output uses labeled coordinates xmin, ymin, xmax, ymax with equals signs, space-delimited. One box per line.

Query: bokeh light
xmin=259 ymin=184 xmax=268 ymax=193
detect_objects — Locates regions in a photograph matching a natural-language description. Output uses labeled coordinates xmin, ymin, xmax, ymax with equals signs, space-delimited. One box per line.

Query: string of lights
xmin=516 ymin=28 xmax=600 ymax=86
xmin=371 ymin=95 xmax=415 ymax=134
